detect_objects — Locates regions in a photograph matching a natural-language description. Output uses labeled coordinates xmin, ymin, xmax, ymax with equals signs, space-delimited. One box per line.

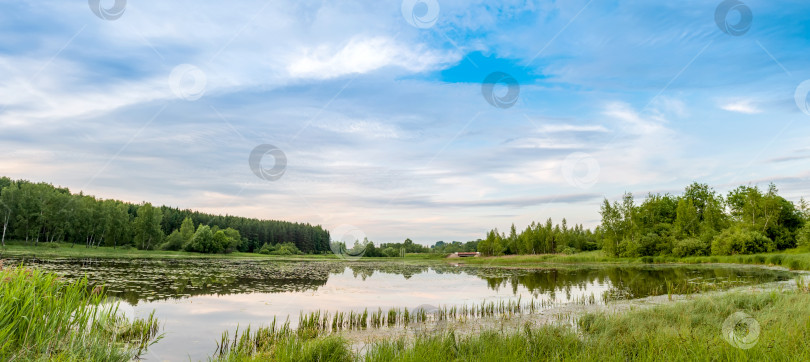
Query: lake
xmin=8 ymin=257 xmax=795 ymax=361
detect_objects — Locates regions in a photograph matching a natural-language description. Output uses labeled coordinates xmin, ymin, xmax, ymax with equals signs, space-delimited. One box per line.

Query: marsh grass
xmin=216 ymin=285 xmax=810 ymax=361
xmin=0 ymin=263 xmax=162 ymax=361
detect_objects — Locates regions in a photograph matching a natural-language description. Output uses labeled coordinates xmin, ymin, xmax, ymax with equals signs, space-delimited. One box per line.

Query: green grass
xmin=455 ymin=249 xmax=810 ymax=271
xmin=0 ymin=241 xmax=445 ymax=262
xmin=367 ymin=289 xmax=810 ymax=361
xmin=0 ymin=263 xmax=163 ymax=361
xmin=215 ymin=283 xmax=810 ymax=361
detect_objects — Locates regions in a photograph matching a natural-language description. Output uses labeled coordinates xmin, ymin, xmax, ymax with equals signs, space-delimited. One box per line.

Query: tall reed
xmin=0 ymin=265 xmax=162 ymax=361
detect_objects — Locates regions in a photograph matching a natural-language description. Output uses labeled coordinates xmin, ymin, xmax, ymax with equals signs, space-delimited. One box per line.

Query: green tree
xmin=188 ymin=225 xmax=215 ymax=253
xmin=133 ymin=203 xmax=164 ymax=250
xmin=674 ymin=198 xmax=699 ymax=238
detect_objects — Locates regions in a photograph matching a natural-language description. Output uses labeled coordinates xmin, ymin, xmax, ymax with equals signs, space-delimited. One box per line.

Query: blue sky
xmin=2 ymin=0 xmax=810 ymax=244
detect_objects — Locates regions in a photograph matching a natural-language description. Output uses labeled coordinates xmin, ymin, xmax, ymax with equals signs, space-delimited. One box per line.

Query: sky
xmin=2 ymin=0 xmax=810 ymax=245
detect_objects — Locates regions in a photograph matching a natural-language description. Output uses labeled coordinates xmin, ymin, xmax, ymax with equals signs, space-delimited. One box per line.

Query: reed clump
xmin=0 ymin=264 xmax=162 ymax=361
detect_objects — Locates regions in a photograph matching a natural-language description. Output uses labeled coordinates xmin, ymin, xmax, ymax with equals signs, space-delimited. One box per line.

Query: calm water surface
xmin=10 ymin=258 xmax=794 ymax=361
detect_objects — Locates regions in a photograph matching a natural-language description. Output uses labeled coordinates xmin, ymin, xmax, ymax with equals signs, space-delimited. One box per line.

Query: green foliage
xmin=381 ymin=247 xmax=399 ymax=257
xmin=595 ymin=182 xmax=804 ymax=258
xmin=673 ymin=198 xmax=699 ymax=238
xmin=162 ymin=230 xmax=186 ymax=251
xmin=710 ymin=225 xmax=774 ymax=255
xmin=187 ymin=225 xmax=217 ymax=253
xmin=0 ymin=177 xmax=329 ymax=254
xmin=798 ymin=223 xmax=810 ymax=250
xmin=672 ymin=237 xmax=709 ymax=257
xmin=0 ymin=265 xmax=162 ymax=360
xmin=217 ymin=288 xmax=810 ymax=361
xmin=430 ymin=240 xmax=479 ymax=254
xmin=478 ymin=218 xmax=597 ymax=257
xmin=257 ymin=242 xmax=303 ymax=255
xmin=133 ymin=203 xmax=164 ymax=250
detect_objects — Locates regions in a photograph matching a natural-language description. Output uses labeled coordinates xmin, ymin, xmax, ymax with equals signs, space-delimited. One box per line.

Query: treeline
xmin=430 ymin=240 xmax=479 ymax=254
xmin=335 ymin=238 xmax=433 ymax=258
xmin=476 ymin=182 xmax=810 ymax=258
xmin=600 ymin=182 xmax=810 ymax=257
xmin=478 ymin=219 xmax=599 ymax=256
xmin=0 ymin=177 xmax=330 ymax=254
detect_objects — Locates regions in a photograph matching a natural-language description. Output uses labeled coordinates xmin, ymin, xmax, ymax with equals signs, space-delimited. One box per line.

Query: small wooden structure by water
xmin=456 ymin=252 xmax=480 ymax=257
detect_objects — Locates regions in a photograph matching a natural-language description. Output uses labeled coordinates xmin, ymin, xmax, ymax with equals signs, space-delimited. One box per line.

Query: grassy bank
xmin=0 ymin=264 xmax=162 ymax=360
xmin=0 ymin=241 xmax=446 ymax=261
xmin=455 ymin=249 xmax=810 ymax=271
xmin=215 ymin=281 xmax=810 ymax=361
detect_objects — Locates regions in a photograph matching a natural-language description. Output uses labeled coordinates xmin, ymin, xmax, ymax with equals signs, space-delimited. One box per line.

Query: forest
xmin=4 ymin=176 xmax=810 ymax=259
xmin=0 ymin=177 xmax=330 ymax=254
xmin=479 ymin=182 xmax=810 ymax=258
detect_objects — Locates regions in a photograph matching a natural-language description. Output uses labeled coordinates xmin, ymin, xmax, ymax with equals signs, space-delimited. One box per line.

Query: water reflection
xmin=7 ymin=257 xmax=793 ymax=305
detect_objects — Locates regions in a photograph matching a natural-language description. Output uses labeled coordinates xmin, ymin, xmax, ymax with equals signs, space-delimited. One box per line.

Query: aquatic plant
xmin=0 ymin=265 xmax=162 ymax=361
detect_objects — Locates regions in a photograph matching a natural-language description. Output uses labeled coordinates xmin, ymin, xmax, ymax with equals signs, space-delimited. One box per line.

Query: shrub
xmin=257 ymin=242 xmax=303 ymax=256
xmin=788 ymin=259 xmax=803 ymax=270
xmin=798 ymin=223 xmax=810 ymax=250
xmin=711 ymin=226 xmax=774 ymax=255
xmin=672 ymin=238 xmax=709 ymax=257
xmin=161 ymin=230 xmax=185 ymax=251
xmin=382 ymin=247 xmax=399 ymax=258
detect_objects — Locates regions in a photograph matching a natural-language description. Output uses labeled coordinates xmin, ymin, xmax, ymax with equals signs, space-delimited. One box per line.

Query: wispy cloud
xmin=720 ymin=99 xmax=762 ymax=114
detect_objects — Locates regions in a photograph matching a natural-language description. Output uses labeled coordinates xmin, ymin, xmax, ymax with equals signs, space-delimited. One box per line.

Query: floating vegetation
xmin=1 ymin=257 xmax=793 ymax=306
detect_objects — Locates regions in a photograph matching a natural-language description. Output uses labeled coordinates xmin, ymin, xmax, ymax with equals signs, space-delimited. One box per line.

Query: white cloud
xmin=287 ymin=36 xmax=456 ymax=80
xmin=720 ymin=99 xmax=761 ymax=114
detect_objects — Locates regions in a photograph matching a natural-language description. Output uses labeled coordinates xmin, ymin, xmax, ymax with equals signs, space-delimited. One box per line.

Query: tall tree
xmin=133 ymin=203 xmax=164 ymax=250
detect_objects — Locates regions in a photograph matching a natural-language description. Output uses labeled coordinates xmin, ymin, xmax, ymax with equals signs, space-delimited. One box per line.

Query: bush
xmin=382 ymin=247 xmax=399 ymax=258
xmin=798 ymin=223 xmax=810 ymax=250
xmin=161 ymin=230 xmax=185 ymax=251
xmin=788 ymin=259 xmax=803 ymax=270
xmin=558 ymin=246 xmax=576 ymax=255
xmin=711 ymin=226 xmax=774 ymax=255
xmin=256 ymin=242 xmax=303 ymax=256
xmin=672 ymin=238 xmax=709 ymax=257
